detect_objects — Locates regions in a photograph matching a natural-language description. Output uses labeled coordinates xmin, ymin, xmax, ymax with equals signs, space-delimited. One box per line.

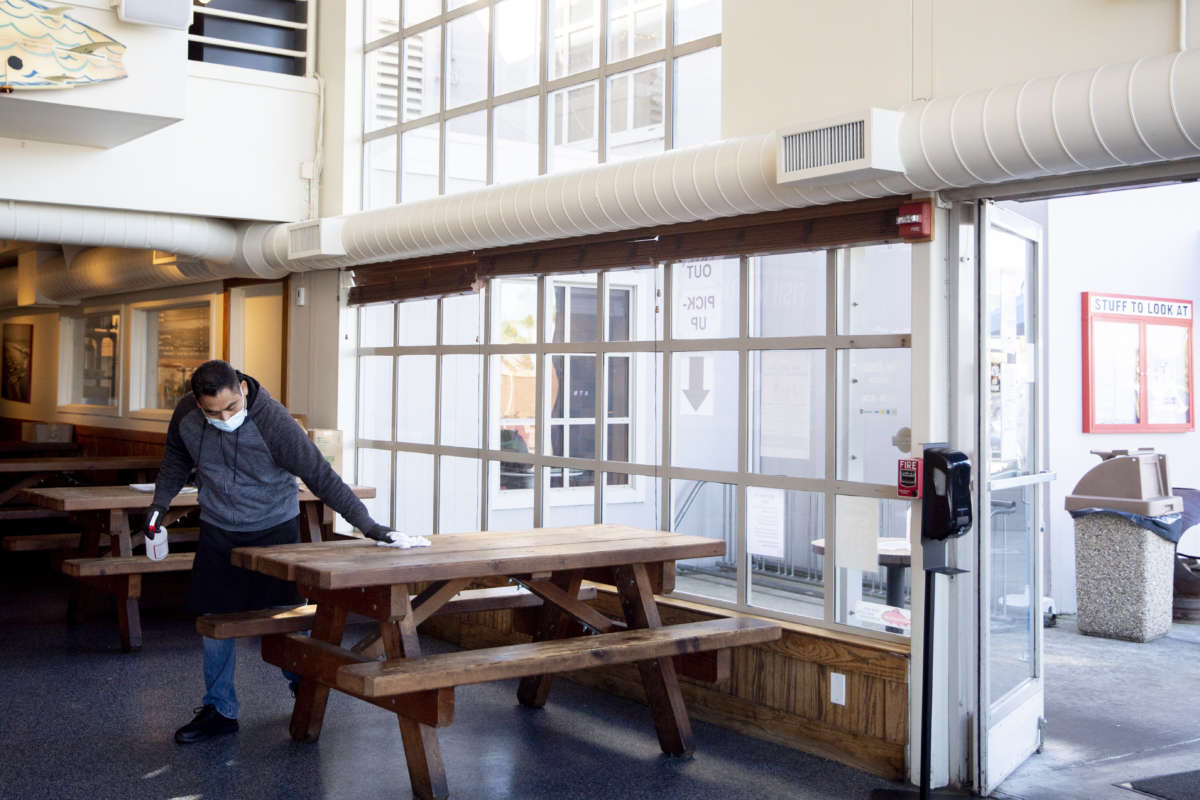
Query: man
xmin=148 ymin=359 xmax=398 ymax=744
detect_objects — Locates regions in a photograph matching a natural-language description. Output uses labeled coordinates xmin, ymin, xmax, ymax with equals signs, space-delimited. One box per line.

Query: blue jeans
xmin=201 ymin=636 xmax=301 ymax=720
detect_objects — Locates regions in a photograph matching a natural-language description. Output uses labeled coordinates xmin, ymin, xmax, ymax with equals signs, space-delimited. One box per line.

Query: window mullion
xmin=534 ymin=275 xmax=546 ymax=525
xmin=736 ymin=255 xmax=749 ymax=607
xmin=824 ymin=248 xmax=839 ymax=626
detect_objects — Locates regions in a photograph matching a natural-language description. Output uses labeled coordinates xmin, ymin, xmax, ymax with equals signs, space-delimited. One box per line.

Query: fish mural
xmin=0 ymin=0 xmax=126 ymax=92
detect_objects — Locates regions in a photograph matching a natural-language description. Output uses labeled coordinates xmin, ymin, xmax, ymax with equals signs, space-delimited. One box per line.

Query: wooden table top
xmin=233 ymin=524 xmax=724 ymax=590
xmin=20 ymin=484 xmax=376 ymax=512
xmin=0 ymin=456 xmax=162 ymax=473
xmin=0 ymin=442 xmax=78 ymax=456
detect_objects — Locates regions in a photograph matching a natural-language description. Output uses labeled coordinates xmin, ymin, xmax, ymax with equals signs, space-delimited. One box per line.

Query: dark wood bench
xmin=61 ymin=553 xmax=195 ymax=652
xmin=198 ymin=584 xmax=598 ymax=639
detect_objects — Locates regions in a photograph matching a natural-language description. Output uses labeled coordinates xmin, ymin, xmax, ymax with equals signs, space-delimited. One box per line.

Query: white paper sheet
xmin=746 ymin=486 xmax=785 ymax=559
xmin=835 ymin=495 xmax=880 ymax=573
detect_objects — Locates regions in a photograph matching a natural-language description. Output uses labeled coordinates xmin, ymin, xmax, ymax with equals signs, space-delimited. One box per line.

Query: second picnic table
xmin=19 ymin=483 xmax=376 ymax=651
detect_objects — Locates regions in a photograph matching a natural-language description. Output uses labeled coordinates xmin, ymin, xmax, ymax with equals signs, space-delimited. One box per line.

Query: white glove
xmin=375 ymin=531 xmax=432 ymax=548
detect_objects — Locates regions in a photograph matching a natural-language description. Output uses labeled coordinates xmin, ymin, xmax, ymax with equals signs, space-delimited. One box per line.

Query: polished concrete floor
xmin=0 ymin=553 xmax=900 ymax=800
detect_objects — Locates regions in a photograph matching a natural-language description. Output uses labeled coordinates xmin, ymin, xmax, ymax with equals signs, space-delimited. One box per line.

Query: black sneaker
xmin=174 ymin=704 xmax=238 ymax=744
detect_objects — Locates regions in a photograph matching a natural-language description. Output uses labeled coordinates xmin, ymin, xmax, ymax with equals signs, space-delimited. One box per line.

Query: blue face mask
xmin=206 ymin=392 xmax=247 ymax=433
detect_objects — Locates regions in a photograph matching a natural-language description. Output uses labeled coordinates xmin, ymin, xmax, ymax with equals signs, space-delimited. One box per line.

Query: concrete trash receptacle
xmin=1066 ymin=449 xmax=1183 ymax=643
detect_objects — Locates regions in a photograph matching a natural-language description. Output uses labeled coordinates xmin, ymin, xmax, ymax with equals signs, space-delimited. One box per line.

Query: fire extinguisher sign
xmin=897 ymin=458 xmax=922 ymax=498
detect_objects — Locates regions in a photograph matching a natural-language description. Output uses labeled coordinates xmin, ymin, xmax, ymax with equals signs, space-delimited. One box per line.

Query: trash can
xmin=1065 ymin=449 xmax=1184 ymax=643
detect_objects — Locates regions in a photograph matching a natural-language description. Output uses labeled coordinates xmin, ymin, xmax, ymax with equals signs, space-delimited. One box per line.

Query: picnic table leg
xmin=116 ymin=575 xmax=142 ymax=652
xmin=516 ymin=570 xmax=583 ymax=709
xmin=289 ymin=603 xmax=348 ymax=742
xmin=300 ymin=501 xmax=322 ymax=543
xmin=67 ymin=512 xmax=106 ymax=625
xmin=381 ymin=590 xmax=448 ymax=800
xmin=613 ymin=563 xmax=694 ymax=757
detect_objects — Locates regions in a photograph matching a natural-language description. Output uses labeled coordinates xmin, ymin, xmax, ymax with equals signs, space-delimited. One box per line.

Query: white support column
xmin=908 ymin=205 xmax=952 ymax=788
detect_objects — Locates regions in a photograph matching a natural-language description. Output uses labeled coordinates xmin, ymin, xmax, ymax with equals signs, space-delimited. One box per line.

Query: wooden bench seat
xmin=62 ymin=552 xmax=195 ymax=577
xmin=3 ymin=527 xmax=200 ymax=553
xmin=198 ymin=584 xmax=599 ymax=639
xmin=337 ymin=617 xmax=781 ymax=697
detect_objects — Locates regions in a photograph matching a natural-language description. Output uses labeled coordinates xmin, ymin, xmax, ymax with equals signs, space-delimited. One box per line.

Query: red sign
xmin=897 ymin=458 xmax=922 ymax=498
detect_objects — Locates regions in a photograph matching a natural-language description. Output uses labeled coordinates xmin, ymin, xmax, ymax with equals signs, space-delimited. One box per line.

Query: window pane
xmin=671 ymin=479 xmax=735 ymax=602
xmin=404 ymin=0 xmax=440 ymax=28
xmin=747 ymin=487 xmax=824 ymax=620
xmin=607 ymin=423 xmax=630 ymax=464
xmin=543 ymin=464 xmax=596 ymax=525
xmin=839 ymin=244 xmax=912 ymax=335
xmin=606 ymin=63 xmax=664 ymax=162
xmin=608 ymin=0 xmax=664 ymax=61
xmin=750 ymin=250 xmax=825 ymax=337
xmin=402 ymin=122 xmax=440 ymax=201
xmin=547 ymin=81 xmax=598 ymax=173
xmin=446 ymin=9 xmax=488 ymax=109
xmin=71 ymin=311 xmax=119 ymax=406
xmin=1091 ymin=320 xmax=1140 ymax=425
xmin=673 ymin=46 xmax=720 ymax=148
xmin=398 ymin=298 xmax=436 ymax=346
xmin=607 ymin=355 xmax=630 ymax=416
xmin=441 ymin=354 xmax=482 ymax=447
xmin=1146 ymin=324 xmax=1190 ymax=425
xmin=492 ymin=278 xmax=538 ymax=343
xmin=549 ymin=0 xmax=598 ymax=80
xmin=397 ymin=355 xmax=435 ymax=444
xmin=364 ymin=135 xmax=398 ymax=210
xmin=606 ymin=267 xmax=660 ymax=341
xmin=489 ymin=460 xmax=534 ymax=528
xmin=442 ymin=291 xmax=482 ymax=345
xmin=497 ymin=430 xmax=535 ymax=492
xmin=366 ymin=0 xmax=400 ymax=40
xmin=360 ymin=303 xmax=396 ymax=347
xmin=493 ymin=97 xmax=540 ymax=184
xmin=445 ymin=111 xmax=486 ymax=194
xmin=546 ymin=276 xmax=598 ymax=342
xmin=671 ymin=350 xmax=737 ymax=471
xmin=494 ymin=0 xmax=539 ymax=95
xmin=608 ymin=286 xmax=631 ymax=341
xmin=439 ymin=456 xmax=482 ymax=533
xmin=358 ymin=355 xmax=394 ymax=440
xmin=751 ymin=350 xmax=825 ymax=479
xmin=146 ymin=305 xmax=209 ymax=410
xmin=603 ymin=472 xmax=657 ymax=526
xmin=492 ymin=353 xmax=537 ymax=450
xmin=365 ymin=42 xmax=399 ymax=133
xmin=675 ymin=0 xmax=720 ymax=44
xmin=671 ymin=257 xmax=739 ymax=340
xmin=358 ymin=448 xmax=393 ymax=528
xmin=568 ymin=355 xmax=596 ymax=417
xmin=402 ymin=27 xmax=441 ymax=122
xmin=837 ymin=349 xmax=912 ymax=483
xmin=395 ymin=451 xmax=433 ymax=535
xmin=569 ymin=286 xmax=598 ymax=341
xmin=835 ymin=496 xmax=911 ymax=635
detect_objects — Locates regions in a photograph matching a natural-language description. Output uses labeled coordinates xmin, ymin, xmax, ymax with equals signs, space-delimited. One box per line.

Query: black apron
xmin=187 ymin=515 xmax=302 ymax=615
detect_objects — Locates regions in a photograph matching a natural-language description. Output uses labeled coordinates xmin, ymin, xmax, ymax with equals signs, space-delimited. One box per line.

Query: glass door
xmin=977 ymin=202 xmax=1053 ymax=794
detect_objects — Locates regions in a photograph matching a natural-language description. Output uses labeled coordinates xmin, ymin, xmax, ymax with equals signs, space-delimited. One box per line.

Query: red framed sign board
xmin=1081 ymin=292 xmax=1194 ymax=433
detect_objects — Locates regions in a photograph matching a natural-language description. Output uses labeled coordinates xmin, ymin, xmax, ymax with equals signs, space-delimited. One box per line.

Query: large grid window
xmin=353 ymin=242 xmax=915 ymax=638
xmin=362 ymin=0 xmax=722 ymax=208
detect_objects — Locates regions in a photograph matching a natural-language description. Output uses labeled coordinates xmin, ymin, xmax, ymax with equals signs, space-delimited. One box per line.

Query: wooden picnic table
xmin=0 ymin=441 xmax=78 ymax=458
xmin=231 ymin=525 xmax=782 ymax=800
xmin=20 ymin=484 xmax=376 ymax=651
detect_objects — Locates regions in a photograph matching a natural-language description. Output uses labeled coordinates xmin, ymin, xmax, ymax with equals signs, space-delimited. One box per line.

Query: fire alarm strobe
xmin=897 ymin=458 xmax=922 ymax=498
xmin=896 ymin=201 xmax=932 ymax=239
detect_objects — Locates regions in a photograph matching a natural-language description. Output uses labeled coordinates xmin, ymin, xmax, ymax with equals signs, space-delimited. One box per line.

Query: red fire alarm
xmin=897 ymin=458 xmax=922 ymax=498
xmin=896 ymin=201 xmax=932 ymax=239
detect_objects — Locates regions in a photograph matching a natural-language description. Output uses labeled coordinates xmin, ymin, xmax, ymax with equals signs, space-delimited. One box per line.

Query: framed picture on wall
xmin=2 ymin=323 xmax=33 ymax=403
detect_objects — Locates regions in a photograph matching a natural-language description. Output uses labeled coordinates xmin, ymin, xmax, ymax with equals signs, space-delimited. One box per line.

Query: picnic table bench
xmin=229 ymin=525 xmax=782 ymax=800
xmin=20 ymin=484 xmax=375 ymax=651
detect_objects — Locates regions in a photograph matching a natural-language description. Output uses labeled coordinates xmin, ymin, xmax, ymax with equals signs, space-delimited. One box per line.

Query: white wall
xmin=723 ymin=0 xmax=1183 ymax=138
xmin=1042 ymin=183 xmax=1200 ymax=613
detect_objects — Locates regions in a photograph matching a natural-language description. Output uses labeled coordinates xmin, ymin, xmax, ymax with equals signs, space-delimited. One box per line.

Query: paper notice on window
xmin=760 ymin=350 xmax=811 ymax=460
xmin=747 ymin=486 xmax=785 ymax=559
xmin=835 ymin=495 xmax=880 ymax=573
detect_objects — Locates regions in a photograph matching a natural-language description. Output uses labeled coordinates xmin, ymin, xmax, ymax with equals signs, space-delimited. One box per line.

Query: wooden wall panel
xmin=74 ymin=425 xmax=166 ymax=458
xmin=420 ymin=584 xmax=911 ymax=780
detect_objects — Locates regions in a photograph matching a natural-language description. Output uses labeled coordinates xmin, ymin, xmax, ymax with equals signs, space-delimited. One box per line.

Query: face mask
xmin=206 ymin=392 xmax=247 ymax=433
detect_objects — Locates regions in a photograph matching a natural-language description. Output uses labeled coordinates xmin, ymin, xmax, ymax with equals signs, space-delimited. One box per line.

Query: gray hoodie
xmin=152 ymin=372 xmax=379 ymax=534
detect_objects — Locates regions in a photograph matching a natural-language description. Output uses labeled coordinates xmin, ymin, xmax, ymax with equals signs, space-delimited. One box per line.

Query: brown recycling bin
xmin=1065 ymin=449 xmax=1182 ymax=643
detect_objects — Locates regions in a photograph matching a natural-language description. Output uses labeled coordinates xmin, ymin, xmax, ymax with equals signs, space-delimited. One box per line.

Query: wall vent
xmin=288 ymin=219 xmax=346 ymax=260
xmin=776 ymin=109 xmax=904 ymax=187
